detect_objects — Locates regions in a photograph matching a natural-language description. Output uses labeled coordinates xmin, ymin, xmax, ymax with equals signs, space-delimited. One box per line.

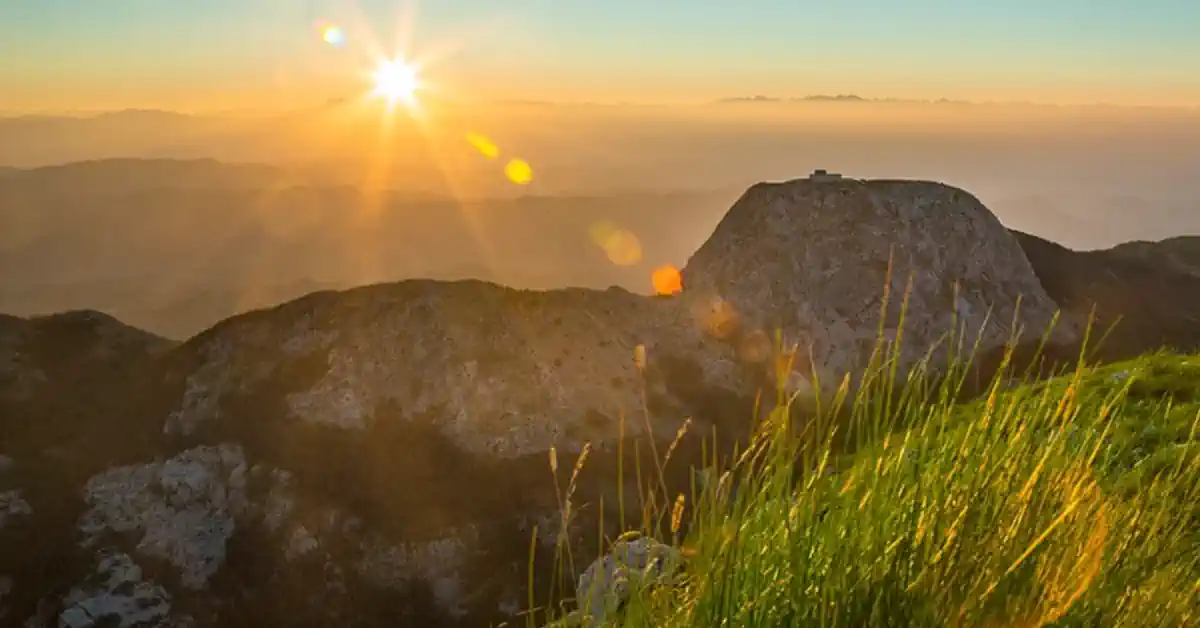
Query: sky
xmin=2 ymin=0 xmax=1199 ymax=111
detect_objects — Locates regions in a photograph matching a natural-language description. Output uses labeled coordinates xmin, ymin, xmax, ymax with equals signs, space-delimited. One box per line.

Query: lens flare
xmin=322 ymin=25 xmax=346 ymax=47
xmin=467 ymin=133 xmax=500 ymax=159
xmin=651 ymin=265 xmax=683 ymax=295
xmin=505 ymin=158 xmax=533 ymax=184
xmin=589 ymin=221 xmax=643 ymax=266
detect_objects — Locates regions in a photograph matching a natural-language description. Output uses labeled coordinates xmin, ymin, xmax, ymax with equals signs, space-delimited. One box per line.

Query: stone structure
xmin=808 ymin=168 xmax=844 ymax=182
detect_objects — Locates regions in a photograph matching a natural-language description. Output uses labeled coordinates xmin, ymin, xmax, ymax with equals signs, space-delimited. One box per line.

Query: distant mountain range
xmin=711 ymin=95 xmax=1200 ymax=109
xmin=716 ymin=94 xmax=888 ymax=104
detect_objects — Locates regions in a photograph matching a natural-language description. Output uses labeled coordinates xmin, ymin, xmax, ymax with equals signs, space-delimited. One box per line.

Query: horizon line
xmin=4 ymin=93 xmax=1200 ymax=118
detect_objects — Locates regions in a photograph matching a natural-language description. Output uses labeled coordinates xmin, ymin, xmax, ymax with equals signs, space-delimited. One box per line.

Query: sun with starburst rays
xmin=370 ymin=56 xmax=421 ymax=107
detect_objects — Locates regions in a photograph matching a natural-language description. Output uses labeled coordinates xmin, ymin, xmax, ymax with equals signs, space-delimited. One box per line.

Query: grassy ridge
xmin=536 ymin=323 xmax=1200 ymax=626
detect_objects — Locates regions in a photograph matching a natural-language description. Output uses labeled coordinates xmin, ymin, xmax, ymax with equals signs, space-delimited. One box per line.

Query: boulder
xmin=682 ymin=178 xmax=1073 ymax=386
xmin=571 ymin=535 xmax=683 ymax=624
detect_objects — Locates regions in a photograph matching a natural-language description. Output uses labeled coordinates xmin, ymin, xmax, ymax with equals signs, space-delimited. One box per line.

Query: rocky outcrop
xmin=137 ymin=279 xmax=760 ymax=624
xmin=58 ymin=552 xmax=176 ymax=628
xmin=163 ymin=281 xmax=703 ymax=457
xmin=572 ymin=535 xmax=683 ymax=624
xmin=0 ymin=177 xmax=1091 ymax=627
xmin=682 ymin=178 xmax=1073 ymax=386
xmin=78 ymin=444 xmax=248 ymax=590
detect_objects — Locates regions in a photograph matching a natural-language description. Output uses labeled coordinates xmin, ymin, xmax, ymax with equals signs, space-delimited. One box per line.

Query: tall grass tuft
xmin=533 ymin=285 xmax=1200 ymax=627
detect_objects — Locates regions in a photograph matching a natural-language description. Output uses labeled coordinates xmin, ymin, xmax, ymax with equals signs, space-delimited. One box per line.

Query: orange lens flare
xmin=652 ymin=265 xmax=683 ymax=295
xmin=589 ymin=221 xmax=643 ymax=266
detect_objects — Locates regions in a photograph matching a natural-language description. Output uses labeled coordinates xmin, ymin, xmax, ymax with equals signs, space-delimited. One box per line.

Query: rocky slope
xmin=1 ymin=311 xmax=175 ymax=627
xmin=1014 ymin=231 xmax=1200 ymax=361
xmin=1105 ymin=235 xmax=1200 ymax=278
xmin=0 ymin=176 xmax=1132 ymax=627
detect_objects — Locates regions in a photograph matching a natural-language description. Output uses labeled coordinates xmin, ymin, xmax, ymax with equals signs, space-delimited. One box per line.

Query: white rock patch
xmin=59 ymin=551 xmax=173 ymax=628
xmin=575 ymin=536 xmax=683 ymax=624
xmin=77 ymin=444 xmax=247 ymax=589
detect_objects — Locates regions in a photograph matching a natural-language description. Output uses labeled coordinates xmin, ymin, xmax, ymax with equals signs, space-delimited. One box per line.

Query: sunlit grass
xmin=530 ymin=303 xmax=1200 ymax=627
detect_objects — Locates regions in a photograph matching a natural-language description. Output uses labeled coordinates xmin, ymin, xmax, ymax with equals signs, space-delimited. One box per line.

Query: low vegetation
xmin=535 ymin=319 xmax=1200 ymax=627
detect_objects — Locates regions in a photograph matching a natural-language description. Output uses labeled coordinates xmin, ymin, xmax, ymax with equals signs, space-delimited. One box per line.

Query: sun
xmin=371 ymin=57 xmax=420 ymax=106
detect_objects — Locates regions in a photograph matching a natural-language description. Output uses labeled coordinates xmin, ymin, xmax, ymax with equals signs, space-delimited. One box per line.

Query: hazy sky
xmin=3 ymin=0 xmax=1199 ymax=111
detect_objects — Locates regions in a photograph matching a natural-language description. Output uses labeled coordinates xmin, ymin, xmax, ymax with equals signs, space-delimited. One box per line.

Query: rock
xmin=573 ymin=535 xmax=683 ymax=624
xmin=58 ymin=551 xmax=175 ymax=628
xmin=0 ymin=490 xmax=32 ymax=530
xmin=681 ymin=178 xmax=1073 ymax=386
xmin=77 ymin=444 xmax=247 ymax=589
xmin=164 ymin=281 xmax=702 ymax=457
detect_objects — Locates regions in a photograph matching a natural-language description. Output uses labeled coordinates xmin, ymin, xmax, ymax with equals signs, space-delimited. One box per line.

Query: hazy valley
xmin=3 ymin=103 xmax=1199 ymax=339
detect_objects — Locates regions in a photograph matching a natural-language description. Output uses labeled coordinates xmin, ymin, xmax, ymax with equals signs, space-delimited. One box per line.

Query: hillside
xmin=1014 ymin=231 xmax=1200 ymax=360
xmin=562 ymin=349 xmax=1200 ymax=626
xmin=1106 ymin=235 xmax=1200 ymax=277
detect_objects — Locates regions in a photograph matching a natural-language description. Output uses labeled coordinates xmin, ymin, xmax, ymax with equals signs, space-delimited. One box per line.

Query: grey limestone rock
xmin=573 ymin=535 xmax=683 ymax=624
xmin=681 ymin=177 xmax=1074 ymax=387
xmin=77 ymin=444 xmax=248 ymax=590
xmin=58 ymin=551 xmax=175 ymax=628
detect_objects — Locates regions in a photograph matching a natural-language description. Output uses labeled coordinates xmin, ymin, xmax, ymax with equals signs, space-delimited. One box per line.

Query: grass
xmin=530 ymin=310 xmax=1200 ymax=627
